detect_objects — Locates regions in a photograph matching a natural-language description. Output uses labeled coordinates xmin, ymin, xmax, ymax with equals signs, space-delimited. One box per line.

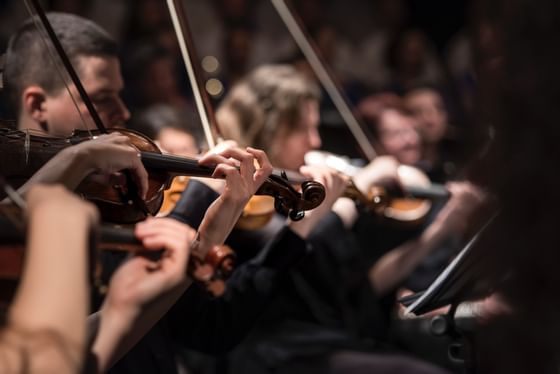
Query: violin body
xmin=159 ymin=176 xmax=190 ymax=215
xmin=74 ymin=129 xmax=170 ymax=223
xmin=0 ymin=127 xmax=168 ymax=223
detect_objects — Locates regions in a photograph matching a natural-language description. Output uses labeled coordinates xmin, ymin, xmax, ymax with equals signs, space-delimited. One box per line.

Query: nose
xmin=405 ymin=128 xmax=420 ymax=146
xmin=308 ymin=127 xmax=322 ymax=149
xmin=117 ymin=97 xmax=131 ymax=123
xmin=109 ymin=97 xmax=130 ymax=127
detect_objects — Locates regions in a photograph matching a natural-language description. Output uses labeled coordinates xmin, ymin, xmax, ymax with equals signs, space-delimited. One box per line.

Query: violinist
xmin=356 ymin=93 xmax=484 ymax=292
xmin=3 ymin=12 xmax=339 ymax=374
xmin=4 ymin=11 xmax=150 ymax=197
xmin=0 ymin=184 xmax=195 ymax=374
xmin=215 ymin=64 xmax=459 ymax=374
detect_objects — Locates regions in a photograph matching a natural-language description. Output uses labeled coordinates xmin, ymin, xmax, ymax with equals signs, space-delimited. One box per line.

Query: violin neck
xmin=140 ymin=152 xmax=215 ymax=178
xmin=405 ymin=184 xmax=449 ymax=199
xmin=142 ymin=152 xmax=311 ymax=185
xmin=271 ymin=169 xmax=308 ymax=184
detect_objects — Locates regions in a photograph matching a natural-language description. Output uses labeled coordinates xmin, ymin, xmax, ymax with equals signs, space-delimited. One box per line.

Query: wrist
xmin=61 ymin=145 xmax=96 ymax=180
xmin=100 ymin=299 xmax=140 ymax=336
xmin=332 ymin=197 xmax=358 ymax=229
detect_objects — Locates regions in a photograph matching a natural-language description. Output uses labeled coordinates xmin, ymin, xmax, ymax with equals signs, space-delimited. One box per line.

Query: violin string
xmin=270 ymin=0 xmax=377 ymax=161
xmin=3 ymin=184 xmax=27 ymax=211
xmin=0 ymin=175 xmax=26 ymax=231
xmin=22 ymin=0 xmax=93 ymax=138
xmin=166 ymin=0 xmax=216 ymax=149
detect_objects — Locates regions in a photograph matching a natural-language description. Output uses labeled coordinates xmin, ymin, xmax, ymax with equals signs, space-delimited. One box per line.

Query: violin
xmin=152 ymin=0 xmax=326 ymax=229
xmin=305 ymin=151 xmax=449 ymax=226
xmin=13 ymin=0 xmax=325 ymax=225
xmin=0 ymin=126 xmax=326 ymax=224
xmin=0 ymin=203 xmax=235 ymax=301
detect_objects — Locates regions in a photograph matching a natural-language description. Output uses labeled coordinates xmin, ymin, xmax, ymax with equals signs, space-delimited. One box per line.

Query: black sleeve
xmin=165 ymin=226 xmax=309 ymax=354
xmin=306 ymin=212 xmax=388 ymax=335
xmin=167 ymin=179 xmax=219 ymax=229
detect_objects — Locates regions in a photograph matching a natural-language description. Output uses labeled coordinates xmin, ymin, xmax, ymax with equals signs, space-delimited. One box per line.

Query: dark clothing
xmin=229 ymin=211 xmax=395 ymax=373
xmin=107 ymin=180 xmax=309 ymax=374
xmin=228 ymin=190 xmax=454 ymax=374
xmin=233 ymin=349 xmax=449 ymax=374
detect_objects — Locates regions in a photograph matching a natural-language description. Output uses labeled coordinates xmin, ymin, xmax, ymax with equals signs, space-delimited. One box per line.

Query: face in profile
xmin=405 ymin=89 xmax=448 ymax=144
xmin=30 ymin=55 xmax=130 ymax=136
xmin=270 ymin=99 xmax=322 ymax=171
xmin=377 ymin=108 xmax=422 ymax=165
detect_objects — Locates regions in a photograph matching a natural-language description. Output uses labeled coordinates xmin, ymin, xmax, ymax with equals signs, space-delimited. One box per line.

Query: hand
xmin=103 ymin=217 xmax=195 ymax=320
xmin=205 ymin=139 xmax=239 ymax=155
xmin=290 ymin=165 xmax=349 ymax=237
xmin=191 ymin=140 xmax=241 ymax=193
xmin=433 ymin=181 xmax=487 ymax=237
xmin=197 ymin=146 xmax=273 ymax=247
xmin=72 ymin=132 xmax=149 ymax=199
xmin=353 ymin=156 xmax=400 ymax=194
xmin=199 ymin=146 xmax=272 ymax=205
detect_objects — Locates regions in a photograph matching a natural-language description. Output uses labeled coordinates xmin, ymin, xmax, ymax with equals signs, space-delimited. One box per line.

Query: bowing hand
xmin=104 ymin=217 xmax=195 ymax=320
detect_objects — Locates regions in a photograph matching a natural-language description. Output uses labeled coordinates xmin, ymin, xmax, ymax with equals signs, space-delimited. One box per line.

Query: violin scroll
xmin=188 ymin=244 xmax=235 ymax=296
xmin=259 ymin=172 xmax=326 ymax=222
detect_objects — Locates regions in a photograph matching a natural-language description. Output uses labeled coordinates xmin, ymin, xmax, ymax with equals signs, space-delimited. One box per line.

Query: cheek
xmin=47 ymin=101 xmax=84 ymax=135
xmin=271 ymin=135 xmax=307 ymax=169
xmin=381 ymin=137 xmax=399 ymax=154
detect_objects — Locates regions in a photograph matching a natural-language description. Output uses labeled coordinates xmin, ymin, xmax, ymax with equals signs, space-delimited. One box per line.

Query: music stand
xmin=400 ymin=214 xmax=497 ymax=316
xmin=398 ymin=214 xmax=498 ymax=371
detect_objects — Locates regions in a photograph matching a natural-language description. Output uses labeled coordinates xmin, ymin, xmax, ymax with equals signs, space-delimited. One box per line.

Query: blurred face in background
xmin=157 ymin=127 xmax=199 ymax=157
xmin=270 ymin=99 xmax=322 ymax=171
xmin=377 ymin=108 xmax=421 ymax=165
xmin=405 ymin=88 xmax=448 ymax=144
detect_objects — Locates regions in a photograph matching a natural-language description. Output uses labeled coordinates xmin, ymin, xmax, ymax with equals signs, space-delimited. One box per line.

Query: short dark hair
xmin=4 ymin=12 xmax=118 ymax=115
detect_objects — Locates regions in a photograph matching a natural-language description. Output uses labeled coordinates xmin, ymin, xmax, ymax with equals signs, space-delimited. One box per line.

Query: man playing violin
xmin=4 ymin=12 xmax=149 ymax=196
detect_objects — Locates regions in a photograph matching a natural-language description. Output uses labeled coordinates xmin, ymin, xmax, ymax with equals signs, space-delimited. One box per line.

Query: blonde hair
xmin=217 ymin=64 xmax=320 ymax=151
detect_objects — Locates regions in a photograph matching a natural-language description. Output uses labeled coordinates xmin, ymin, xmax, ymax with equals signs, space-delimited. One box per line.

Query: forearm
xmin=9 ymin=206 xmax=90 ymax=354
xmin=92 ymin=280 xmax=192 ymax=373
xmin=370 ymin=220 xmax=447 ymax=296
xmin=331 ymin=197 xmax=359 ymax=229
xmin=17 ymin=147 xmax=91 ymax=195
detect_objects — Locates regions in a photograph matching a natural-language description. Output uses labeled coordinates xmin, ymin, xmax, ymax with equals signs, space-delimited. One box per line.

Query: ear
xmin=21 ymin=85 xmax=48 ymax=124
